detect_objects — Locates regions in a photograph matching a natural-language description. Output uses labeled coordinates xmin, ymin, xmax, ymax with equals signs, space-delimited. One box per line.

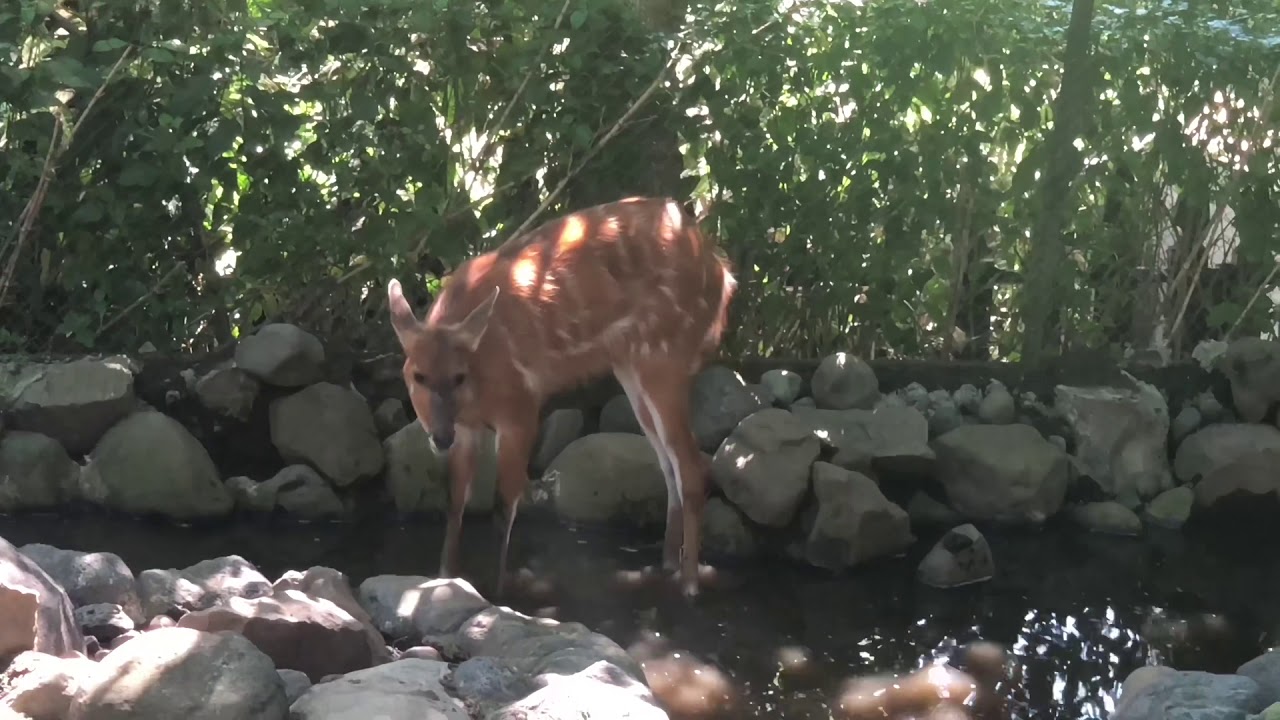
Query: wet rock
xmin=1194 ymin=449 xmax=1280 ymax=510
xmin=792 ymin=396 xmax=817 ymax=409
xmin=177 ymin=589 xmax=374 ymax=682
xmin=804 ymin=462 xmax=913 ymax=570
xmin=978 ymin=382 xmax=1016 ymax=424
xmin=546 ymin=433 xmax=667 ymax=526
xmin=1252 ymin=703 xmax=1280 ymax=720
xmin=0 ymin=356 xmax=137 ymax=456
xmin=761 ymin=369 xmax=804 ymax=407
xmin=1171 ymin=406 xmax=1203 ymax=443
xmin=356 ymin=576 xmax=489 ymax=642
xmin=73 ymin=604 xmax=133 ymax=644
xmin=445 ymin=656 xmax=537 ymax=717
xmin=487 ymin=659 xmax=667 ymax=720
xmin=68 ymin=626 xmax=289 ymax=720
xmin=1143 ymin=486 xmax=1194 ymax=529
xmin=927 ymin=400 xmax=965 ymax=437
xmin=792 ymin=405 xmax=935 ymax=477
xmin=810 ymin=352 xmax=879 ymax=410
xmin=916 ymin=524 xmax=995 ymax=588
xmin=690 ymin=365 xmax=768 ymax=452
xmin=383 ymin=421 xmax=496 ymax=514
xmin=933 ymin=424 xmax=1070 ymax=524
xmin=228 ymin=464 xmax=343 ymax=520
xmin=836 ymin=663 xmax=982 ymax=719
xmin=1239 ymin=649 xmax=1280 ymax=706
xmin=194 ymin=366 xmax=259 ymax=421
xmin=1069 ymin=501 xmax=1143 ymax=536
xmin=137 ymin=554 xmax=272 ymax=620
xmin=276 ymin=668 xmax=312 ymax=704
xmin=1055 ymin=382 xmax=1172 ymax=501
xmin=1111 ymin=666 xmax=1266 ymax=720
xmin=273 ymin=566 xmax=391 ymax=665
xmin=700 ymin=496 xmax=758 ymax=558
xmin=234 ymin=322 xmax=325 ymax=388
xmin=0 ymin=651 xmax=101 ymax=720
xmin=289 ymin=659 xmax=467 ymax=719
xmin=1220 ymin=338 xmax=1280 ymax=423
xmin=1195 ymin=390 xmax=1227 ymax=423
xmin=531 ymin=408 xmax=584 ymax=473
xmin=270 ymin=382 xmax=385 ymax=487
xmin=710 ymin=408 xmax=821 ymax=527
xmin=81 ymin=410 xmax=232 ymax=519
xmin=598 ymin=394 xmax=643 ymax=434
xmin=1174 ymin=423 xmax=1280 ymax=484
xmin=0 ymin=536 xmax=85 ymax=664
xmin=901 ymin=383 xmax=930 ymax=411
xmin=372 ymin=398 xmax=407 ymax=439
xmin=643 ymin=651 xmax=740 ymax=719
xmin=17 ymin=543 xmax=143 ymax=623
xmin=401 ymin=645 xmax=442 ymax=660
xmin=0 ymin=431 xmax=80 ymax=511
xmin=953 ymin=384 xmax=981 ymax=415
xmin=907 ymin=491 xmax=963 ymax=528
xmin=450 ymin=605 xmax=644 ymax=681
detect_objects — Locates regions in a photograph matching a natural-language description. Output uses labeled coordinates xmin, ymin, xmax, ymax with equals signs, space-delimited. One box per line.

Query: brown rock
xmin=0 ymin=536 xmax=85 ymax=666
xmin=272 ymin=566 xmax=391 ymax=664
xmin=0 ymin=651 xmax=101 ymax=720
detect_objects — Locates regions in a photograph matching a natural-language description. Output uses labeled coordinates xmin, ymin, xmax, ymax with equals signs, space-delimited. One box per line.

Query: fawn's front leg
xmin=492 ymin=413 xmax=538 ymax=599
xmin=440 ymin=425 xmax=479 ymax=579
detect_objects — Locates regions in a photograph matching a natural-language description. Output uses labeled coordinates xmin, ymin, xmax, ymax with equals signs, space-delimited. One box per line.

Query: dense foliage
xmin=2 ymin=0 xmax=1278 ymax=361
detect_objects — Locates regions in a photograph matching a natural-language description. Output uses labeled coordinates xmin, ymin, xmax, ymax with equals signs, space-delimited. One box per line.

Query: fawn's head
xmin=387 ymin=278 xmax=500 ymax=450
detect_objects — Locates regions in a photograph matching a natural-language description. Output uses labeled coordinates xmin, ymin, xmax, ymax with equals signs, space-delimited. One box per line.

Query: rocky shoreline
xmin=3 ymin=324 xmax=1280 ymax=717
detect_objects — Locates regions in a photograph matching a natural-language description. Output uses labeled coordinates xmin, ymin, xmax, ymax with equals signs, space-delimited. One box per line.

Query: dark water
xmin=1 ymin=512 xmax=1273 ymax=719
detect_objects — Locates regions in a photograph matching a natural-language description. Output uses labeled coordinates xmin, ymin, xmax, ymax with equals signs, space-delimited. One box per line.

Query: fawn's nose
xmin=433 ymin=429 xmax=455 ymax=451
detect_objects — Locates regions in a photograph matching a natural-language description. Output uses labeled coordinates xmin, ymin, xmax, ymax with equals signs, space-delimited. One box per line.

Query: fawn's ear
xmin=454 ymin=285 xmax=500 ymax=353
xmin=387 ymin=279 xmax=419 ymax=342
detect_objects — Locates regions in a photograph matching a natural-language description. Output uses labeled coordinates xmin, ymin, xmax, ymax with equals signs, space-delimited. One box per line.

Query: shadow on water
xmin=1 ymin=511 xmax=1274 ymax=719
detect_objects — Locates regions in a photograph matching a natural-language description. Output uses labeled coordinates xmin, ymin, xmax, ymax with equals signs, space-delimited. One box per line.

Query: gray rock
xmin=760 ymin=369 xmax=804 ymax=407
xmin=1239 ymin=650 xmax=1280 ymax=707
xmin=289 ymin=659 xmax=468 ymax=719
xmin=485 ymin=660 xmax=667 ymax=720
xmin=1111 ymin=666 xmax=1265 ymax=720
xmin=1175 ymin=423 xmax=1280 ymax=484
xmin=0 ymin=536 xmax=85 ymax=665
xmin=194 ymin=366 xmax=259 ymax=421
xmin=792 ymin=396 xmax=817 ymax=409
xmin=1055 ymin=382 xmax=1172 ymax=501
xmin=447 ymin=657 xmax=537 ymax=717
xmin=917 ymin=524 xmax=994 ymax=588
xmin=73 ymin=603 xmax=134 ymax=644
xmin=977 ymin=385 xmax=1016 ymax=424
xmin=270 ymin=383 xmax=385 ymax=487
xmin=0 ymin=357 xmax=137 ymax=456
xmin=700 ymin=496 xmax=757 ymax=558
xmin=901 ymin=382 xmax=930 ymax=411
xmin=1068 ymin=501 xmax=1143 ymax=536
xmin=1194 ymin=449 xmax=1280 ymax=510
xmin=1144 ymin=486 xmax=1194 ymax=529
xmin=810 ymin=352 xmax=879 ymax=410
xmin=598 ymin=394 xmax=643 ymax=434
xmin=383 ymin=420 xmax=496 ymax=515
xmin=233 ymin=465 xmax=343 ymax=520
xmin=0 ymin=650 xmax=101 ymax=719
xmin=276 ymin=669 xmax=312 ymax=705
xmin=928 ymin=400 xmax=966 ymax=438
xmin=68 ymin=627 xmax=289 ymax=720
xmin=531 ymin=408 xmax=584 ymax=473
xmin=137 ymin=555 xmax=272 ymax=621
xmin=689 ymin=365 xmax=768 ymax=452
xmin=710 ymin=408 xmax=821 ymax=527
xmin=447 ymin=605 xmax=643 ymax=682
xmin=18 ymin=543 xmax=143 ymax=623
xmin=1220 ymin=338 xmax=1280 ymax=423
xmin=791 ymin=404 xmax=935 ymax=477
xmin=906 ymin=491 xmax=962 ymax=528
xmin=1194 ymin=390 xmax=1227 ymax=423
xmin=1171 ymin=406 xmax=1203 ymax=443
xmin=81 ymin=410 xmax=232 ymax=520
xmin=546 ymin=433 xmax=668 ymax=526
xmin=803 ymin=463 xmax=913 ymax=571
xmin=0 ymin=431 xmax=80 ymax=511
xmin=234 ymin=322 xmax=325 ymax=388
xmin=356 ymin=576 xmax=489 ymax=642
xmin=933 ymin=424 xmax=1070 ymax=524
xmin=372 ymin=398 xmax=407 ymax=439
xmin=953 ymin=384 xmax=981 ymax=414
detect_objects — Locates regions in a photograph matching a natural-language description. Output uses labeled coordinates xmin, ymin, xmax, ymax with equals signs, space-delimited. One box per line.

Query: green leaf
xmin=92 ymin=38 xmax=130 ymax=53
xmin=570 ymin=8 xmax=587 ymax=28
xmin=118 ymin=163 xmax=157 ymax=188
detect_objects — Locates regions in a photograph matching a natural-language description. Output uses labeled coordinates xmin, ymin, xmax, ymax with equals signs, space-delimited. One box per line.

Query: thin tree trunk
xmin=1020 ymin=0 xmax=1097 ymax=364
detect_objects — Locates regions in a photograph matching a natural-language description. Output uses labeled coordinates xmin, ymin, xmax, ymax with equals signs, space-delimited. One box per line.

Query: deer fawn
xmin=386 ymin=196 xmax=736 ymax=598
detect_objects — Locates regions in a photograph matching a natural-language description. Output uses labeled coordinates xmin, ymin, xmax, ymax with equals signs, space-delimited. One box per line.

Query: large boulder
xmin=711 ymin=408 xmax=821 ymax=527
xmin=0 ymin=536 xmax=85 ymax=665
xmin=1054 ymin=382 xmax=1172 ymax=501
xmin=932 ymin=424 xmax=1070 ymax=524
xmin=1174 ymin=423 xmax=1280 ymax=484
xmin=383 ymin=421 xmax=496 ymax=515
xmin=18 ymin=543 xmax=144 ymax=623
xmin=288 ymin=659 xmax=468 ymax=719
xmin=68 ymin=627 xmax=290 ymax=720
xmin=81 ymin=410 xmax=233 ymax=519
xmin=802 ymin=463 xmax=913 ymax=570
xmin=1219 ymin=337 xmax=1280 ymax=423
xmin=272 ymin=566 xmax=390 ymax=665
xmin=688 ymin=366 xmax=769 ymax=452
xmin=0 ymin=357 xmax=137 ymax=456
xmin=810 ymin=352 xmax=879 ymax=410
xmin=355 ymin=576 xmax=490 ymax=642
xmin=234 ymin=323 xmax=325 ymax=388
xmin=0 ymin=650 xmax=102 ymax=719
xmin=0 ymin=431 xmax=81 ymax=511
xmin=270 ymin=382 xmax=385 ymax=487
xmin=1111 ymin=666 xmax=1265 ymax=720
xmin=1193 ymin=449 xmax=1280 ymax=510
xmin=137 ymin=555 xmax=273 ymax=621
xmin=791 ymin=404 xmax=935 ymax=476
xmin=226 ymin=465 xmax=344 ymax=520
xmin=546 ymin=433 xmax=668 ymax=526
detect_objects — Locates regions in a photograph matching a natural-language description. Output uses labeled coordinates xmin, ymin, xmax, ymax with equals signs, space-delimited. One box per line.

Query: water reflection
xmin=0 ymin=513 xmax=1268 ymax=719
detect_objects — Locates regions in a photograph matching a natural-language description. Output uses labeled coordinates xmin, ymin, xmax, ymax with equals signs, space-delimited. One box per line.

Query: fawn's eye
xmin=453 ymin=373 xmax=466 ymax=386
xmin=412 ymin=372 xmax=427 ymax=385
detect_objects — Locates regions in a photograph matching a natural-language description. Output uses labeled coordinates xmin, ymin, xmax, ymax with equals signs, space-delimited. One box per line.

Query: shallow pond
xmin=1 ymin=512 xmax=1273 ymax=719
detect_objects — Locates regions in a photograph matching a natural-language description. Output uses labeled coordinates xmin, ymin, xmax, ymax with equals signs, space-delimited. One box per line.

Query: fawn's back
xmin=426 ymin=196 xmax=736 ymax=399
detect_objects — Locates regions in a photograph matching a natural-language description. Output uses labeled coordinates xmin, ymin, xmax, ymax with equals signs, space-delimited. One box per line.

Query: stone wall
xmin=3 ymin=324 xmax=1280 ymax=585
